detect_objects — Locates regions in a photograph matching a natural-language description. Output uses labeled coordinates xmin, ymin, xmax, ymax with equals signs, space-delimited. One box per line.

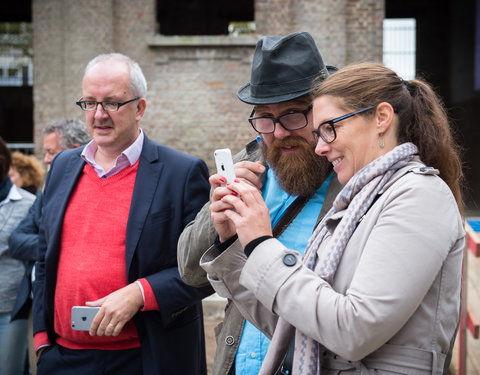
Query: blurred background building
xmin=1 ymin=0 xmax=477 ymax=212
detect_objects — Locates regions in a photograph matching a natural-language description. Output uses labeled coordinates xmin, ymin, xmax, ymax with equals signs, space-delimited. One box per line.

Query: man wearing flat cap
xmin=178 ymin=31 xmax=341 ymax=375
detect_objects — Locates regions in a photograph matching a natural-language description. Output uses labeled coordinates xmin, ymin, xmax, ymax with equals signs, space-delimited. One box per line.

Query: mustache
xmin=269 ymin=135 xmax=312 ymax=150
xmin=263 ymin=135 xmax=329 ymax=196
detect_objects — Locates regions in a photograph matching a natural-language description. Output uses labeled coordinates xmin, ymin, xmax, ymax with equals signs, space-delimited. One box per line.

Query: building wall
xmin=255 ymin=0 xmax=384 ymax=68
xmin=32 ymin=0 xmax=384 ymax=172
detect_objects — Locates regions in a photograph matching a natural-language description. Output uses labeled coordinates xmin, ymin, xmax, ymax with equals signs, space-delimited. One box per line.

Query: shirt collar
xmin=0 ymin=184 xmax=22 ymax=206
xmin=81 ymin=129 xmax=144 ymax=172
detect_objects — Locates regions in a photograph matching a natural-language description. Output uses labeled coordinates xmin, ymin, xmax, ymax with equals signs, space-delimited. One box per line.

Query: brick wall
xmin=32 ymin=0 xmax=384 ymax=172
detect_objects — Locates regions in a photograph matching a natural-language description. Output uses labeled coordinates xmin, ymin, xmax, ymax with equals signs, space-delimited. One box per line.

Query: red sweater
xmin=55 ymin=162 xmax=141 ymax=350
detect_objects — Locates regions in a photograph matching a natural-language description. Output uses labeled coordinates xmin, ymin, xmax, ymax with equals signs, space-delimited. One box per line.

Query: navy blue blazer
xmin=33 ymin=135 xmax=213 ymax=375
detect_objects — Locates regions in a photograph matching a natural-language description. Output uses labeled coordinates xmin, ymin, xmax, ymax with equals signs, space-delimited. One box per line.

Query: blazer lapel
xmin=125 ymin=137 xmax=164 ymax=274
xmin=52 ymin=153 xmax=85 ymax=256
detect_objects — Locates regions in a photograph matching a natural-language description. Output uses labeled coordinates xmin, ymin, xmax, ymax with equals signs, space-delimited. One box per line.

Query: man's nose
xmin=93 ymin=103 xmax=109 ymax=119
xmin=272 ymin=121 xmax=293 ymax=139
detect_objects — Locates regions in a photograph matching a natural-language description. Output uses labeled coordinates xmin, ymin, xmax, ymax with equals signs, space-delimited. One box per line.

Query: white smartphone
xmin=71 ymin=306 xmax=100 ymax=331
xmin=214 ymin=148 xmax=236 ymax=184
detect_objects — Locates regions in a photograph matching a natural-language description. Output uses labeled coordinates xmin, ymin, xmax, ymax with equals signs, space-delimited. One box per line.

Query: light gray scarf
xmin=263 ymin=142 xmax=419 ymax=375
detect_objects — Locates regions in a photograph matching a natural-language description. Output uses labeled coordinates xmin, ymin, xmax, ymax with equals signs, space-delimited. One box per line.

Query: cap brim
xmin=237 ymin=66 xmax=334 ymax=105
xmin=236 ymin=83 xmax=313 ymax=105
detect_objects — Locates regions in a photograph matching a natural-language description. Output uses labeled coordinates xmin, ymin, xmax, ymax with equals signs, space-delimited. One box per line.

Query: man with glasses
xmin=178 ymin=31 xmax=342 ymax=375
xmin=33 ymin=53 xmax=212 ymax=375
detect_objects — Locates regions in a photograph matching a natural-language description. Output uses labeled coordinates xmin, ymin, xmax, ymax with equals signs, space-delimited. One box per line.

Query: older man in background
xmin=9 ymin=118 xmax=90 ymax=375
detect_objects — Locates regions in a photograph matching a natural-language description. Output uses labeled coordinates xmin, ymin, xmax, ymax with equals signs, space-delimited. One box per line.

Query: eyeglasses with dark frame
xmin=312 ymin=106 xmax=375 ymax=144
xmin=248 ymin=105 xmax=313 ymax=134
xmin=76 ymin=97 xmax=141 ymax=112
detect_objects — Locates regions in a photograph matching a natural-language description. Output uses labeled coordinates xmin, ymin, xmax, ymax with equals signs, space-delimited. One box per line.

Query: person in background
xmin=41 ymin=118 xmax=91 ymax=167
xmin=9 ymin=152 xmax=45 ymax=194
xmin=33 ymin=53 xmax=212 ymax=375
xmin=178 ymin=31 xmax=341 ymax=375
xmin=201 ymin=62 xmax=465 ymax=375
xmin=9 ymin=118 xmax=90 ymax=375
xmin=0 ymin=137 xmax=35 ymax=375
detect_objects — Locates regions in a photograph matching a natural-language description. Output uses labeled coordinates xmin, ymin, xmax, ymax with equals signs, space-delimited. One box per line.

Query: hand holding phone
xmin=71 ymin=306 xmax=100 ymax=331
xmin=214 ymin=148 xmax=236 ymax=184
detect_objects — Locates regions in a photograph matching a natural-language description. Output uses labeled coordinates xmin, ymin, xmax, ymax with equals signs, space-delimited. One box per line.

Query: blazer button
xmin=225 ymin=336 xmax=235 ymax=346
xmin=283 ymin=254 xmax=297 ymax=266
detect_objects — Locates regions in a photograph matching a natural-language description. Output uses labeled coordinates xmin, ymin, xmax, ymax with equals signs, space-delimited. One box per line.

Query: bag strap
xmin=272 ymin=194 xmax=312 ymax=238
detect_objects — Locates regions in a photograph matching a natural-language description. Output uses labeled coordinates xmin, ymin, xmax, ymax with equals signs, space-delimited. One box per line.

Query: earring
xmin=379 ymin=135 xmax=385 ymax=148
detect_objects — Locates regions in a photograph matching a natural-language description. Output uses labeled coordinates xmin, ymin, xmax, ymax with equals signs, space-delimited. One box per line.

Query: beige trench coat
xmin=201 ymin=160 xmax=465 ymax=375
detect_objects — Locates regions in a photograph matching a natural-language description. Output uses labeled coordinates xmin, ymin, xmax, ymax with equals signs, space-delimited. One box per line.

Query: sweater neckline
xmin=82 ymin=161 xmax=139 ymax=186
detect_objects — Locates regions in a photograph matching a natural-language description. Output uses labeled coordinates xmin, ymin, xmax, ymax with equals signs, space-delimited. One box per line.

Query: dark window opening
xmin=0 ymin=21 xmax=33 ymax=148
xmin=157 ymin=0 xmax=254 ymax=36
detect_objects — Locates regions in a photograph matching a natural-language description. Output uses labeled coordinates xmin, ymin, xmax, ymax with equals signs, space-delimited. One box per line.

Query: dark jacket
xmin=33 ymin=135 xmax=213 ymax=375
xmin=9 ymin=193 xmax=42 ymax=320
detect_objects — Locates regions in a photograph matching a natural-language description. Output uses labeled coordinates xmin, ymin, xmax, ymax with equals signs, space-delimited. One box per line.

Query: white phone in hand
xmin=71 ymin=306 xmax=100 ymax=331
xmin=214 ymin=148 xmax=236 ymax=184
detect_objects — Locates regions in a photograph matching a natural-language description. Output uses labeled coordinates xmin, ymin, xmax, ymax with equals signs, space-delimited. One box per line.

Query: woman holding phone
xmin=201 ymin=62 xmax=465 ymax=374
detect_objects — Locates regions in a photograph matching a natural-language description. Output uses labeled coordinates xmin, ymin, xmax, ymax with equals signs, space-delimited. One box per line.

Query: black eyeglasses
xmin=248 ymin=105 xmax=312 ymax=134
xmin=76 ymin=97 xmax=140 ymax=112
xmin=312 ymin=106 xmax=375 ymax=144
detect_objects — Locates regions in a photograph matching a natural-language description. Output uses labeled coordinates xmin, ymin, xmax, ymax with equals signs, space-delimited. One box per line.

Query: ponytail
xmin=399 ymin=79 xmax=463 ymax=214
xmin=312 ymin=63 xmax=464 ymax=215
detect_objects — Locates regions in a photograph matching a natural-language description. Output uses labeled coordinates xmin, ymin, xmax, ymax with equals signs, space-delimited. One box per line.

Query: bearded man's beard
xmin=263 ymin=136 xmax=330 ymax=197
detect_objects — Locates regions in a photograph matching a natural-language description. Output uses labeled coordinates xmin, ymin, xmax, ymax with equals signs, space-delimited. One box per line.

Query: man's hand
xmin=86 ymin=283 xmax=144 ymax=337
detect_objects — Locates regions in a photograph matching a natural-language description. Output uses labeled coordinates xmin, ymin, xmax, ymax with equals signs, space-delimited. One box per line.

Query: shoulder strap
xmin=272 ymin=194 xmax=312 ymax=238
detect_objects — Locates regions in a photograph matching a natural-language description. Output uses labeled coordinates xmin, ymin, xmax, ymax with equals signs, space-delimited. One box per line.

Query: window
xmin=0 ymin=22 xmax=33 ymax=148
xmin=383 ymin=18 xmax=416 ymax=80
xmin=157 ymin=0 xmax=254 ymax=36
xmin=0 ymin=22 xmax=32 ymax=86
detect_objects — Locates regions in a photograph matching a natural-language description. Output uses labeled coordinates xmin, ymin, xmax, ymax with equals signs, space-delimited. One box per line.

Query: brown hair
xmin=10 ymin=152 xmax=45 ymax=191
xmin=311 ymin=62 xmax=464 ymax=214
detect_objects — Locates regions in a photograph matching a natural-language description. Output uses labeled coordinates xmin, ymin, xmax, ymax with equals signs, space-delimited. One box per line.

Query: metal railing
xmin=6 ymin=142 xmax=35 ymax=155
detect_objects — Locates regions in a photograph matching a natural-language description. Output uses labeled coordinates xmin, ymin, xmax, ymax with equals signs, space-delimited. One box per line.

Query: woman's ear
xmin=375 ymin=102 xmax=396 ymax=134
